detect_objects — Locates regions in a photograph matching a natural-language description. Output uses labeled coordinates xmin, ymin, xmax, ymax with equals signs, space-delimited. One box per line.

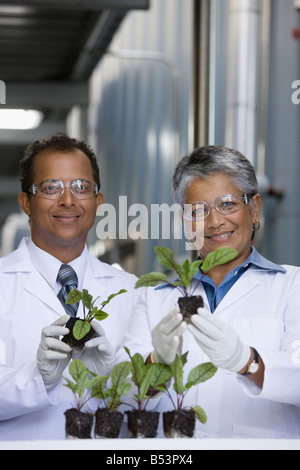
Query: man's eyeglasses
xmin=182 ymin=193 xmax=253 ymax=221
xmin=28 ymin=179 xmax=98 ymax=200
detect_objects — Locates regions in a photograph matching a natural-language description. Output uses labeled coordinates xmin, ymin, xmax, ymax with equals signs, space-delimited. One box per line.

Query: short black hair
xmin=19 ymin=132 xmax=101 ymax=193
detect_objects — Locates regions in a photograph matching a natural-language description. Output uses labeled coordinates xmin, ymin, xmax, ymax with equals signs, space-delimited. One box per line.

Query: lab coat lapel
xmin=214 ymin=269 xmax=260 ymax=313
xmin=23 ymin=253 xmax=116 ymax=315
xmin=82 ymin=254 xmax=115 ymax=299
xmin=23 ymin=270 xmax=66 ymax=316
xmin=1 ymin=238 xmax=66 ymax=316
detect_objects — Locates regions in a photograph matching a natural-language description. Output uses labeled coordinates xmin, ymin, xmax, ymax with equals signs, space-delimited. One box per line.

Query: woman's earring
xmin=253 ymin=220 xmax=261 ymax=232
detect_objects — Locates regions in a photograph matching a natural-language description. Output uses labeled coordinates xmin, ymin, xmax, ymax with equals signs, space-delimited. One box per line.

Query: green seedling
xmin=124 ymin=347 xmax=172 ymax=411
xmin=135 ymin=246 xmax=238 ymax=297
xmin=165 ymin=352 xmax=217 ymax=424
xmin=63 ymin=359 xmax=107 ymax=411
xmin=66 ymin=288 xmax=127 ymax=341
xmin=91 ymin=361 xmax=132 ymax=412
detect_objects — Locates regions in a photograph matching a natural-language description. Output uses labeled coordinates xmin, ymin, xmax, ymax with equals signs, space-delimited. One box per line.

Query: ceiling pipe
xmin=71 ymin=10 xmax=127 ymax=81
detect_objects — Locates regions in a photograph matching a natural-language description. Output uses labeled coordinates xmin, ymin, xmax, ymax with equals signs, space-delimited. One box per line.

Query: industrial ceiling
xmin=0 ymin=0 xmax=149 ymax=216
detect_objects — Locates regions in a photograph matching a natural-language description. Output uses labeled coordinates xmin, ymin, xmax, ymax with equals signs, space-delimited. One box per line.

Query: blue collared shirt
xmin=195 ymin=247 xmax=286 ymax=312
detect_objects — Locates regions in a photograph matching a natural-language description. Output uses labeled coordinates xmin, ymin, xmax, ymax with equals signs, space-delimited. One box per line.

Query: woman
xmin=120 ymin=146 xmax=300 ymax=438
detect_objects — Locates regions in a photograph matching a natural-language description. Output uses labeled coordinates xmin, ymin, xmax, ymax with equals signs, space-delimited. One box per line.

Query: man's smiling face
xmin=19 ymin=148 xmax=103 ymax=261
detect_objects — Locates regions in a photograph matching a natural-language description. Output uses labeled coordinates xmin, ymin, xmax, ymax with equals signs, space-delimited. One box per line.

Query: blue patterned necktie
xmin=57 ymin=264 xmax=79 ymax=317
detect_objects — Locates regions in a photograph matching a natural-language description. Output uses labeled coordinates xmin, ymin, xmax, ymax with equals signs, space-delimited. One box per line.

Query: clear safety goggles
xmin=182 ymin=193 xmax=252 ymax=221
xmin=28 ymin=179 xmax=98 ymax=200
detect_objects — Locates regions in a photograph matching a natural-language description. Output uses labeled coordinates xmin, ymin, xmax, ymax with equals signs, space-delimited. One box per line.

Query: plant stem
xmin=164 ymin=388 xmax=176 ymax=410
xmin=190 ymin=274 xmax=205 ymax=297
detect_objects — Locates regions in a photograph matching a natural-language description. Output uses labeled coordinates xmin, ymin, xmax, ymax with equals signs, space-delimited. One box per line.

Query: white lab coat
xmin=0 ymin=238 xmax=139 ymax=441
xmin=121 ymin=264 xmax=300 ymax=439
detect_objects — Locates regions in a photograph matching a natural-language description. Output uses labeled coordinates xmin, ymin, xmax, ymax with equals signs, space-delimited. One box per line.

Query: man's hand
xmin=72 ymin=322 xmax=115 ymax=376
xmin=37 ymin=315 xmax=72 ymax=392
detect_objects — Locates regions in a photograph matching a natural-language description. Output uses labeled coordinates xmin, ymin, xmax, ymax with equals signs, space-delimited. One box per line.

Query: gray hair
xmin=172 ymin=146 xmax=258 ymax=207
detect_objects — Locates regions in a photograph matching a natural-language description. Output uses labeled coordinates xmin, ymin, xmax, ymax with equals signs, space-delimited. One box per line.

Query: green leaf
xmin=178 ymin=259 xmax=191 ymax=290
xmin=82 ymin=289 xmax=93 ymax=309
xmin=154 ymin=246 xmax=183 ymax=277
xmin=110 ymin=361 xmax=131 ymax=389
xmin=201 ymin=247 xmax=238 ymax=273
xmin=63 ymin=377 xmax=77 ymax=394
xmin=186 ymin=362 xmax=217 ymax=388
xmin=135 ymin=272 xmax=167 ymax=288
xmin=150 ymin=363 xmax=172 ymax=391
xmin=182 ymin=258 xmax=191 ymax=278
xmin=115 ymin=382 xmax=131 ymax=398
xmin=89 ymin=374 xmax=109 ymax=390
xmin=109 ymin=379 xmax=131 ymax=407
xmin=131 ymin=353 xmax=148 ymax=387
xmin=193 ymin=406 xmax=207 ymax=424
xmin=93 ymin=310 xmax=109 ymax=321
xmin=69 ymin=359 xmax=87 ymax=382
xmin=140 ymin=366 xmax=156 ymax=400
xmin=73 ymin=320 xmax=91 ymax=340
xmin=180 ymin=351 xmax=189 ymax=367
xmin=125 ymin=347 xmax=148 ymax=388
xmin=107 ymin=372 xmax=132 ymax=411
xmin=188 ymin=259 xmax=202 ymax=280
xmin=171 ymin=355 xmax=186 ymax=395
xmin=76 ymin=370 xmax=90 ymax=399
xmin=101 ymin=289 xmax=127 ymax=307
xmin=90 ymin=375 xmax=109 ymax=400
xmin=65 ymin=288 xmax=82 ymax=305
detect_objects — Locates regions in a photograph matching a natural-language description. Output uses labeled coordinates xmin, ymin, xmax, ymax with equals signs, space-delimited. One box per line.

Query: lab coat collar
xmin=246 ymin=246 xmax=286 ymax=273
xmin=27 ymin=238 xmax=88 ymax=292
xmin=0 ymin=237 xmax=33 ymax=273
xmin=0 ymin=237 xmax=116 ymax=280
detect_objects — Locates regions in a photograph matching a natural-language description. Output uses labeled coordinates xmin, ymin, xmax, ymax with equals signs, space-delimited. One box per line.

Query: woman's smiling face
xmin=184 ymin=173 xmax=261 ymax=266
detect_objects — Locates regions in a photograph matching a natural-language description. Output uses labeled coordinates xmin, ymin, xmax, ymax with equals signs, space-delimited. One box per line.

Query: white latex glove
xmin=72 ymin=322 xmax=115 ymax=376
xmin=151 ymin=308 xmax=187 ymax=365
xmin=37 ymin=315 xmax=72 ymax=392
xmin=188 ymin=307 xmax=251 ymax=373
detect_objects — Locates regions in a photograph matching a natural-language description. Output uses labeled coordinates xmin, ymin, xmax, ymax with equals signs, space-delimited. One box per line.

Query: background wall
xmin=86 ymin=0 xmax=195 ymax=274
xmin=1 ymin=0 xmax=299 ymax=275
xmin=263 ymin=0 xmax=300 ymax=265
xmin=85 ymin=0 xmax=300 ymax=275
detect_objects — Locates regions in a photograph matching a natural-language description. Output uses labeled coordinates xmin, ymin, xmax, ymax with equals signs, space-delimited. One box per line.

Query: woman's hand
xmin=188 ymin=307 xmax=251 ymax=373
xmin=151 ymin=308 xmax=187 ymax=365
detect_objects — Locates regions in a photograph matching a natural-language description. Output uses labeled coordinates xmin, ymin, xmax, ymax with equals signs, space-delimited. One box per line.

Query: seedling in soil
xmin=124 ymin=347 xmax=172 ymax=438
xmin=135 ymin=246 xmax=237 ymax=319
xmin=63 ymin=288 xmax=127 ymax=346
xmin=91 ymin=361 xmax=132 ymax=438
xmin=162 ymin=352 xmax=217 ymax=437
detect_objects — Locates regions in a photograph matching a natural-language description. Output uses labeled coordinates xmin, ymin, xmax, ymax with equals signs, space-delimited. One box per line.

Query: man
xmin=0 ymin=133 xmax=139 ymax=440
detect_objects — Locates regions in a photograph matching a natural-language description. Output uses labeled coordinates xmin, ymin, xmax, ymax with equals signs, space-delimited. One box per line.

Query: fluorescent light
xmin=0 ymin=109 xmax=43 ymax=130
